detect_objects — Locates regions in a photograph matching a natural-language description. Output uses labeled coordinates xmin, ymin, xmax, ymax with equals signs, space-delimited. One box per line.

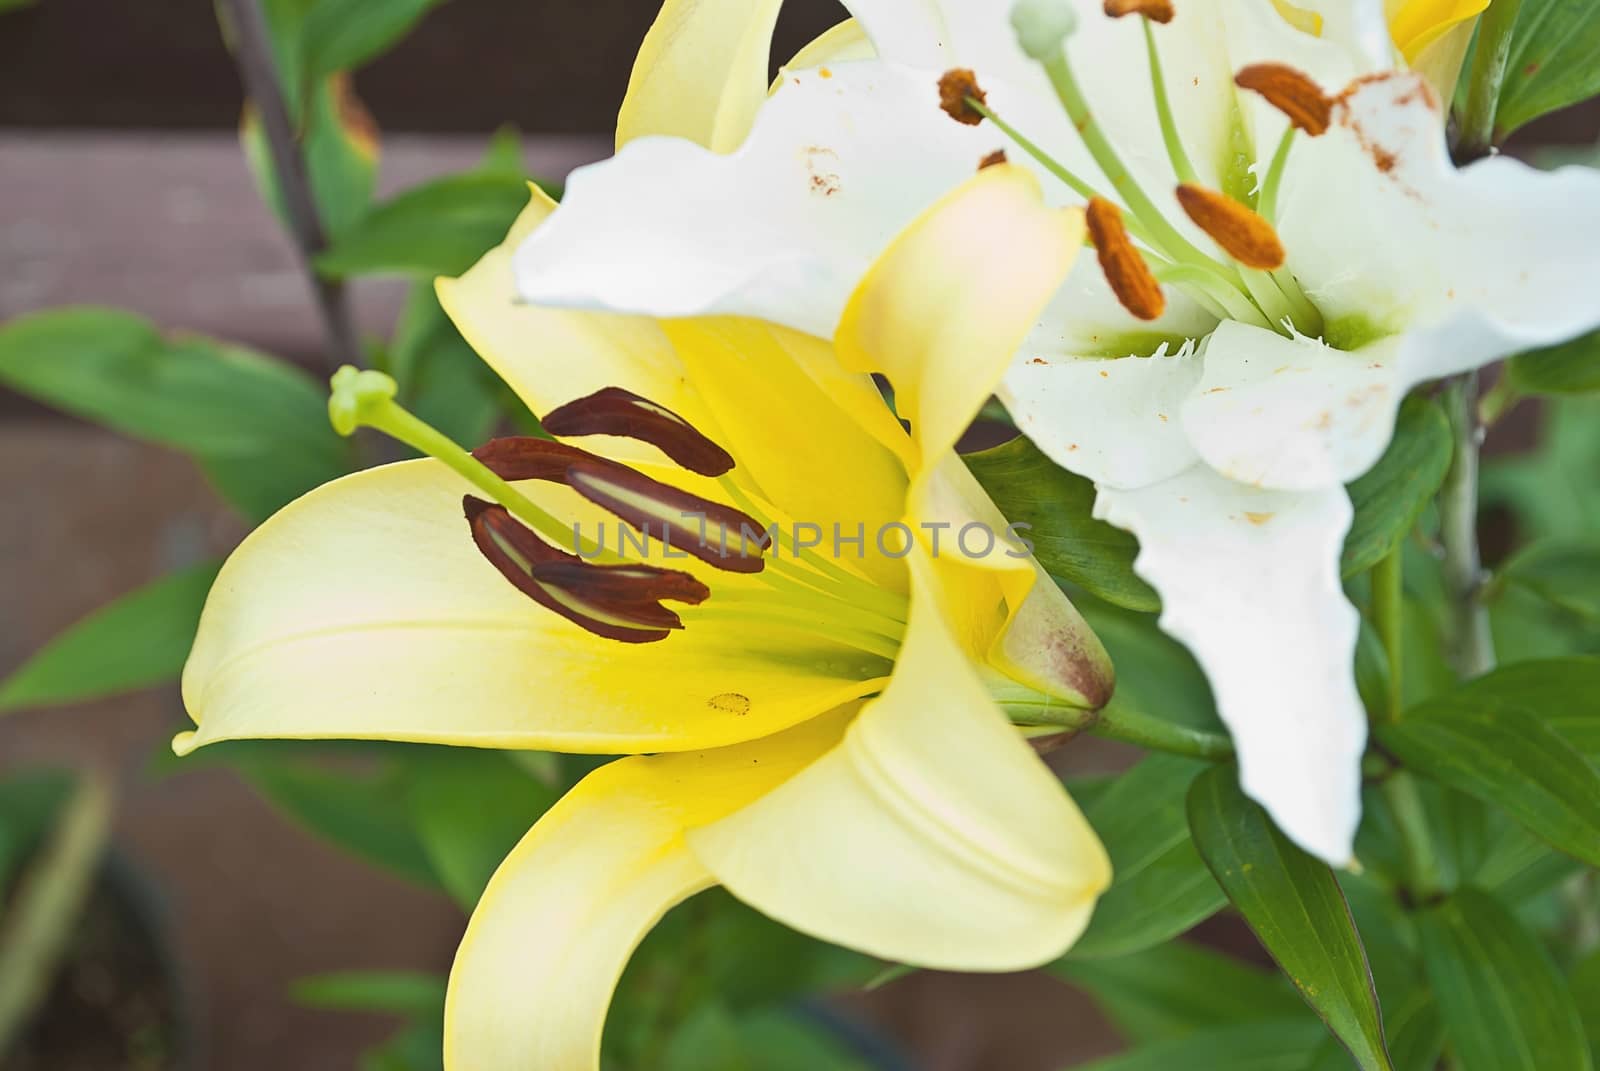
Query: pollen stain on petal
xmin=1235 ymin=64 xmax=1332 ymax=135
xmin=709 ymin=692 xmax=752 ymax=715
xmin=1104 ymin=0 xmax=1175 ymax=22
xmin=1086 ymin=197 xmax=1166 ymax=321
xmin=938 ymin=68 xmax=987 ymax=126
xmin=1175 ymin=184 xmax=1285 ymax=270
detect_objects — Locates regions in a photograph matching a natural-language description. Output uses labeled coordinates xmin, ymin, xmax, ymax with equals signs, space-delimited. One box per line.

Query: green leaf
xmin=361 ymin=1020 xmax=445 ymax=1071
xmin=1186 ymin=765 xmax=1394 ymax=1071
xmin=1304 ymin=991 xmax=1444 ymax=1071
xmin=1499 ymin=541 xmax=1600 ymax=622
xmin=1341 ymin=396 xmax=1452 ymax=576
xmin=0 ymin=771 xmax=74 ymax=893
xmin=0 ymin=561 xmax=219 ymax=714
xmin=242 ymin=74 xmax=378 ymax=242
xmin=1068 ymin=755 xmax=1225 ymax=959
xmin=963 ymin=436 xmax=1157 ymax=612
xmin=1482 ymin=397 xmax=1600 ymax=542
xmin=239 ymin=756 xmax=439 ymax=888
xmin=1417 ymin=886 xmax=1593 ymax=1071
xmin=404 ymin=750 xmax=556 ymax=911
xmin=1377 ymin=697 xmax=1600 ymax=868
xmin=659 ymin=1005 xmax=869 ymax=1071
xmin=292 ymin=970 xmax=445 ymax=1020
xmin=302 ymin=0 xmax=451 ymax=81
xmin=1070 ymin=1021 xmax=1327 ymax=1071
xmin=1445 ymin=657 xmax=1600 ymax=756
xmin=1508 ymin=329 xmax=1600 ymax=396
xmin=315 ymin=173 xmax=530 ymax=279
xmin=1571 ymin=949 xmax=1600 ymax=1065
xmin=1495 ymin=0 xmax=1600 ymax=140
xmin=0 ymin=309 xmax=350 ymax=519
xmin=1053 ymin=941 xmax=1307 ymax=1043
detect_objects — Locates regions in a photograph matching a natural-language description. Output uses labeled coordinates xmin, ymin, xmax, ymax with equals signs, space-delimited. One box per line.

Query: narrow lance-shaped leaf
xmin=1418 ymin=886 xmax=1593 ymax=1071
xmin=1377 ymin=696 xmax=1600 ymax=868
xmin=1341 ymin=395 xmax=1452 ymax=576
xmin=1495 ymin=0 xmax=1600 ymax=141
xmin=0 ymin=561 xmax=221 ymax=715
xmin=1508 ymin=328 xmax=1600 ymax=396
xmin=1187 ymin=765 xmax=1395 ymax=1071
xmin=1068 ymin=754 xmax=1226 ymax=959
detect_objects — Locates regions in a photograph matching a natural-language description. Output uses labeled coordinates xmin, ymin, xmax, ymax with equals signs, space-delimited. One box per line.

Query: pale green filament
xmin=1150 ymin=261 xmax=1273 ymax=330
xmin=328 ymin=366 xmax=598 ymax=556
xmin=1257 ymin=126 xmax=1297 ymax=224
xmin=1142 ymin=20 xmax=1198 ymax=186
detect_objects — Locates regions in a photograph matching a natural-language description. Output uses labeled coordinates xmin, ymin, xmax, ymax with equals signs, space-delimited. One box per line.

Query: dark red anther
xmin=473 ymin=437 xmax=595 ymax=482
xmin=464 ymin=497 xmax=709 ymax=644
xmin=541 ymin=387 xmax=735 ymax=477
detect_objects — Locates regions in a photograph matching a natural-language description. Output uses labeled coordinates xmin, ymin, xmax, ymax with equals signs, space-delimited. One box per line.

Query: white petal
xmin=839 ymin=0 xmax=949 ymax=66
xmin=1284 ymin=72 xmax=1600 ymax=369
xmin=514 ymin=62 xmax=986 ymax=337
xmin=1096 ymin=467 xmax=1364 ymax=864
xmin=1181 ymin=319 xmax=1405 ymax=491
xmin=1001 ymin=349 xmax=1203 ymax=489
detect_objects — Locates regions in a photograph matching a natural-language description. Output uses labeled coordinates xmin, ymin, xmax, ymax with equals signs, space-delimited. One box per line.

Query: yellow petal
xmin=445 ymin=709 xmax=850 ymax=1071
xmin=686 ymin=547 xmax=1110 ymax=969
xmin=1386 ymin=0 xmax=1488 ymax=63
xmin=177 ymin=460 xmax=891 ymax=756
xmin=776 ymin=17 xmax=875 ymax=80
xmin=660 ymin=317 xmax=914 ymax=591
xmin=616 ymin=0 xmax=784 ymax=154
xmin=437 ymin=190 xmax=713 ymax=439
xmin=837 ymin=163 xmax=1084 ymax=476
xmin=1402 ymin=10 xmax=1484 ymax=101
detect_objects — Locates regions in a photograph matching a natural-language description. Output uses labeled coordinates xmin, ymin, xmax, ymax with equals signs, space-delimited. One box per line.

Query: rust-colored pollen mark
xmin=1103 ymin=0 xmax=1174 ymax=22
xmin=1086 ymin=198 xmax=1165 ymax=322
xmin=1235 ymin=64 xmax=1331 ymax=136
xmin=1175 ymin=184 xmax=1285 ymax=270
xmin=708 ymin=692 xmax=752 ymax=715
xmin=938 ymin=68 xmax=987 ymax=126
xmin=979 ymin=148 xmax=1008 ymax=170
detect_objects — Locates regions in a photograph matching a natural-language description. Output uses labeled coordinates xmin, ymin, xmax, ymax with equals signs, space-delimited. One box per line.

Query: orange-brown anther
xmin=1086 ymin=197 xmax=1166 ymax=322
xmin=1103 ymin=0 xmax=1175 ymax=22
xmin=1175 ymin=184 xmax=1286 ymax=270
xmin=1234 ymin=64 xmax=1332 ymax=136
xmin=979 ymin=149 xmax=1009 ymax=170
xmin=938 ymin=68 xmax=987 ymax=126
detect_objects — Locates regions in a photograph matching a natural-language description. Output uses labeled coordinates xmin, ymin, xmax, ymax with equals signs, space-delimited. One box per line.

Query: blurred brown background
xmin=3 ymin=2 xmax=1598 ymax=1069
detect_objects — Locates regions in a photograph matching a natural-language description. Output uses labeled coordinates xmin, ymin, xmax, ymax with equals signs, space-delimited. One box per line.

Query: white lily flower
xmin=507 ymin=0 xmax=1600 ymax=864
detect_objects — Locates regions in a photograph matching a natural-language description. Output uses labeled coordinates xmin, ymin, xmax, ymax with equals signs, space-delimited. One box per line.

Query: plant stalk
xmin=1085 ymin=700 xmax=1235 ymax=761
xmin=220 ymin=0 xmax=362 ymax=372
xmin=1457 ymin=0 xmax=1524 ymax=159
xmin=1439 ymin=374 xmax=1497 ymax=678
xmin=1372 ymin=548 xmax=1406 ymax=721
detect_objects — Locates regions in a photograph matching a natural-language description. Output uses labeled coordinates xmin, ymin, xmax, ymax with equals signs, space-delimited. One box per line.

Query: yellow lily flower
xmin=1273 ymin=0 xmax=1489 ymax=98
xmin=177 ymin=162 xmax=1114 ymax=1067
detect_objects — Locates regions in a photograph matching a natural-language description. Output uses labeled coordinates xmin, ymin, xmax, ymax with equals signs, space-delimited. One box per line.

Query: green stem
xmin=1075 ymin=699 xmax=1236 ymax=760
xmin=1142 ymin=19 xmax=1198 ymax=185
xmin=1042 ymin=51 xmax=1226 ymax=276
xmin=0 ymin=775 xmax=113 ymax=1054
xmin=1372 ymin=548 xmax=1405 ymax=721
xmin=1439 ymin=374 xmax=1497 ymax=678
xmin=1380 ymin=772 xmax=1444 ymax=902
xmin=1457 ymin=0 xmax=1524 ymax=158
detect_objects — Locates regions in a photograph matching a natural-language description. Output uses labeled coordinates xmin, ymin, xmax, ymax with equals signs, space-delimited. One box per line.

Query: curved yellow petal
xmin=660 ymin=317 xmax=914 ymax=591
xmin=437 ymin=190 xmax=713 ymax=437
xmin=837 ymin=163 xmax=1084 ymax=475
xmin=177 ymin=460 xmax=891 ymax=756
xmin=616 ymin=0 xmax=784 ymax=154
xmin=776 ymin=17 xmax=875 ymax=78
xmin=1386 ymin=0 xmax=1488 ymax=62
xmin=686 ymin=548 xmax=1110 ymax=970
xmin=445 ymin=710 xmax=850 ymax=1071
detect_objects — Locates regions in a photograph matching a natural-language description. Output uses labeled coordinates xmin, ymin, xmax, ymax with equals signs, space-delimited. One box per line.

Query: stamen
xmin=979 ymin=149 xmax=1009 ymax=170
xmin=1174 ymin=184 xmax=1286 ymax=270
xmin=1103 ymin=0 xmax=1174 ymax=22
xmin=464 ymin=497 xmax=707 ymax=644
xmin=541 ymin=387 xmax=735 ymax=477
xmin=1086 ymin=197 xmax=1166 ymax=321
xmin=938 ymin=69 xmax=988 ymax=126
xmin=471 ymin=437 xmax=772 ymax=574
xmin=1137 ymin=16 xmax=1198 ymax=185
xmin=1234 ymin=64 xmax=1332 ymax=136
